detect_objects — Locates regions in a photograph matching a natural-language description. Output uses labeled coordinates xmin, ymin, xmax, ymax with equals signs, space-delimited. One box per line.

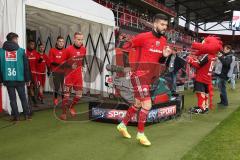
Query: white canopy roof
xmin=0 ymin=0 xmax=115 ymax=47
xmin=25 ymin=0 xmax=115 ymax=27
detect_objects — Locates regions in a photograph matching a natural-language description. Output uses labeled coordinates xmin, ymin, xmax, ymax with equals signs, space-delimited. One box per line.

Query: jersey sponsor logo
xmin=5 ymin=51 xmax=17 ymax=61
xmin=149 ymin=48 xmax=162 ymax=53
xmin=56 ymin=55 xmax=62 ymax=59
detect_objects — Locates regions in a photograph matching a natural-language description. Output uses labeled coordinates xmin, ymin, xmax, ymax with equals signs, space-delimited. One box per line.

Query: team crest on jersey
xmin=156 ymin=41 xmax=160 ymax=47
xmin=5 ymin=51 xmax=17 ymax=61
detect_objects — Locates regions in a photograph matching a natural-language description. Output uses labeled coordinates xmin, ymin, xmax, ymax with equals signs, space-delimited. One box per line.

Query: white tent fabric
xmin=0 ymin=0 xmax=116 ymax=114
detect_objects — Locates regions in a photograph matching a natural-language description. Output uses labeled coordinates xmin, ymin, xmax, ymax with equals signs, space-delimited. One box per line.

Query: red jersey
xmin=124 ymin=32 xmax=167 ymax=85
xmin=188 ymin=54 xmax=216 ymax=85
xmin=130 ymin=31 xmax=167 ymax=63
xmin=36 ymin=53 xmax=50 ymax=74
xmin=65 ymin=45 xmax=86 ymax=79
xmin=26 ymin=49 xmax=38 ymax=73
xmin=48 ymin=48 xmax=67 ymax=72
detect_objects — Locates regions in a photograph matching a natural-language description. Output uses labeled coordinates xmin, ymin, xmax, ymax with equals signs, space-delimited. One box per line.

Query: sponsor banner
xmin=91 ymin=105 xmax=176 ymax=122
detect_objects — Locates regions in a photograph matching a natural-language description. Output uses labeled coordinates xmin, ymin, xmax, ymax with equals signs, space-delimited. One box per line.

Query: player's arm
xmin=37 ymin=53 xmax=43 ymax=63
xmin=187 ymin=54 xmax=208 ymax=69
xmin=49 ymin=49 xmax=60 ymax=67
xmin=122 ymin=33 xmax=145 ymax=51
xmin=44 ymin=54 xmax=51 ymax=75
xmin=62 ymin=48 xmax=72 ymax=69
xmin=159 ymin=40 xmax=170 ymax=63
xmin=82 ymin=48 xmax=87 ymax=66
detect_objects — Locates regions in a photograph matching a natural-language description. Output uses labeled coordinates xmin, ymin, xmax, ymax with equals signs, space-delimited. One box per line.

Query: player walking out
xmin=60 ymin=32 xmax=86 ymax=120
xmin=117 ymin=14 xmax=172 ymax=146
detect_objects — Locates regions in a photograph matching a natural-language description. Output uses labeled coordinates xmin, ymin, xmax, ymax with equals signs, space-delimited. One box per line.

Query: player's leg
xmin=136 ymin=98 xmax=152 ymax=146
xmin=38 ymin=75 xmax=46 ymax=104
xmin=196 ymin=92 xmax=206 ymax=110
xmin=52 ymin=72 xmax=61 ymax=105
xmin=117 ymin=73 xmax=142 ymax=139
xmin=190 ymin=81 xmax=208 ymax=114
xmin=117 ymin=98 xmax=141 ymax=139
xmin=60 ymin=73 xmax=65 ymax=100
xmin=69 ymin=88 xmax=83 ymax=117
xmin=205 ymin=94 xmax=209 ymax=110
xmin=60 ymin=85 xmax=71 ymax=120
xmin=29 ymin=73 xmax=37 ymax=105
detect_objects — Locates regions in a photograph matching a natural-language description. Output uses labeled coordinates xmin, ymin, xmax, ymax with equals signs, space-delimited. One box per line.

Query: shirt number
xmin=8 ymin=68 xmax=16 ymax=77
xmin=208 ymin=61 xmax=215 ymax=75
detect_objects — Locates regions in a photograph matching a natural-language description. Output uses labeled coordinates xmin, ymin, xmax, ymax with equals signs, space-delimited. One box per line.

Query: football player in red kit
xmin=26 ymin=40 xmax=38 ymax=105
xmin=117 ymin=14 xmax=173 ymax=146
xmin=36 ymin=43 xmax=50 ymax=104
xmin=187 ymin=36 xmax=223 ymax=114
xmin=60 ymin=32 xmax=86 ymax=120
xmin=49 ymin=36 xmax=67 ymax=106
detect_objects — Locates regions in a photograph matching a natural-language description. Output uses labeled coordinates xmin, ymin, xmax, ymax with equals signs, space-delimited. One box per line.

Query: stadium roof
xmin=166 ymin=0 xmax=240 ymax=23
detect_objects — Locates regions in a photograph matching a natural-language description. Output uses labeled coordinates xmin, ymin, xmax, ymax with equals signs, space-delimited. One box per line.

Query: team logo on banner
xmin=5 ymin=51 xmax=17 ymax=61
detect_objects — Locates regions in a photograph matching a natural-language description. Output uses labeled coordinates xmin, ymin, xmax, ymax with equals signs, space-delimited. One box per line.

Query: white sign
xmin=232 ymin=11 xmax=240 ymax=30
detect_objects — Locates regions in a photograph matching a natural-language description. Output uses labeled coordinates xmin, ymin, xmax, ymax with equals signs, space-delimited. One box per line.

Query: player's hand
xmin=72 ymin=63 xmax=78 ymax=69
xmin=186 ymin=56 xmax=195 ymax=63
xmin=163 ymin=46 xmax=172 ymax=57
xmin=217 ymin=52 xmax=223 ymax=57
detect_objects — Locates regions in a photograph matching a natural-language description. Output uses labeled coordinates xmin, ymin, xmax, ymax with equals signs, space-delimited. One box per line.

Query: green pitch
xmin=0 ymin=83 xmax=239 ymax=160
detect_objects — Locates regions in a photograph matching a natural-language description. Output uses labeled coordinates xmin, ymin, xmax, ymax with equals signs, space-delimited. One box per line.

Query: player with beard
xmin=116 ymin=14 xmax=173 ymax=146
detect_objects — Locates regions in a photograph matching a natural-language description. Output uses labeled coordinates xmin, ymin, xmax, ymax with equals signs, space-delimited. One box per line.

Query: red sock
xmin=122 ymin=105 xmax=138 ymax=126
xmin=196 ymin=93 xmax=205 ymax=110
xmin=62 ymin=93 xmax=70 ymax=114
xmin=70 ymin=96 xmax=81 ymax=108
xmin=138 ymin=108 xmax=149 ymax=133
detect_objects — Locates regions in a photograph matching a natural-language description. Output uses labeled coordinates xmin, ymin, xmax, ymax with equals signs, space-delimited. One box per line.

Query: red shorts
xmin=64 ymin=74 xmax=83 ymax=91
xmin=130 ymin=72 xmax=152 ymax=102
xmin=129 ymin=63 xmax=164 ymax=101
xmin=37 ymin=74 xmax=46 ymax=87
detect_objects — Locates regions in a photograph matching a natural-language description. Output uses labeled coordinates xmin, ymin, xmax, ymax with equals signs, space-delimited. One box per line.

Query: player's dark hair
xmin=57 ymin=36 xmax=64 ymax=41
xmin=153 ymin=14 xmax=168 ymax=22
xmin=27 ymin=39 xmax=35 ymax=44
xmin=38 ymin=43 xmax=44 ymax=47
xmin=6 ymin=32 xmax=18 ymax=41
